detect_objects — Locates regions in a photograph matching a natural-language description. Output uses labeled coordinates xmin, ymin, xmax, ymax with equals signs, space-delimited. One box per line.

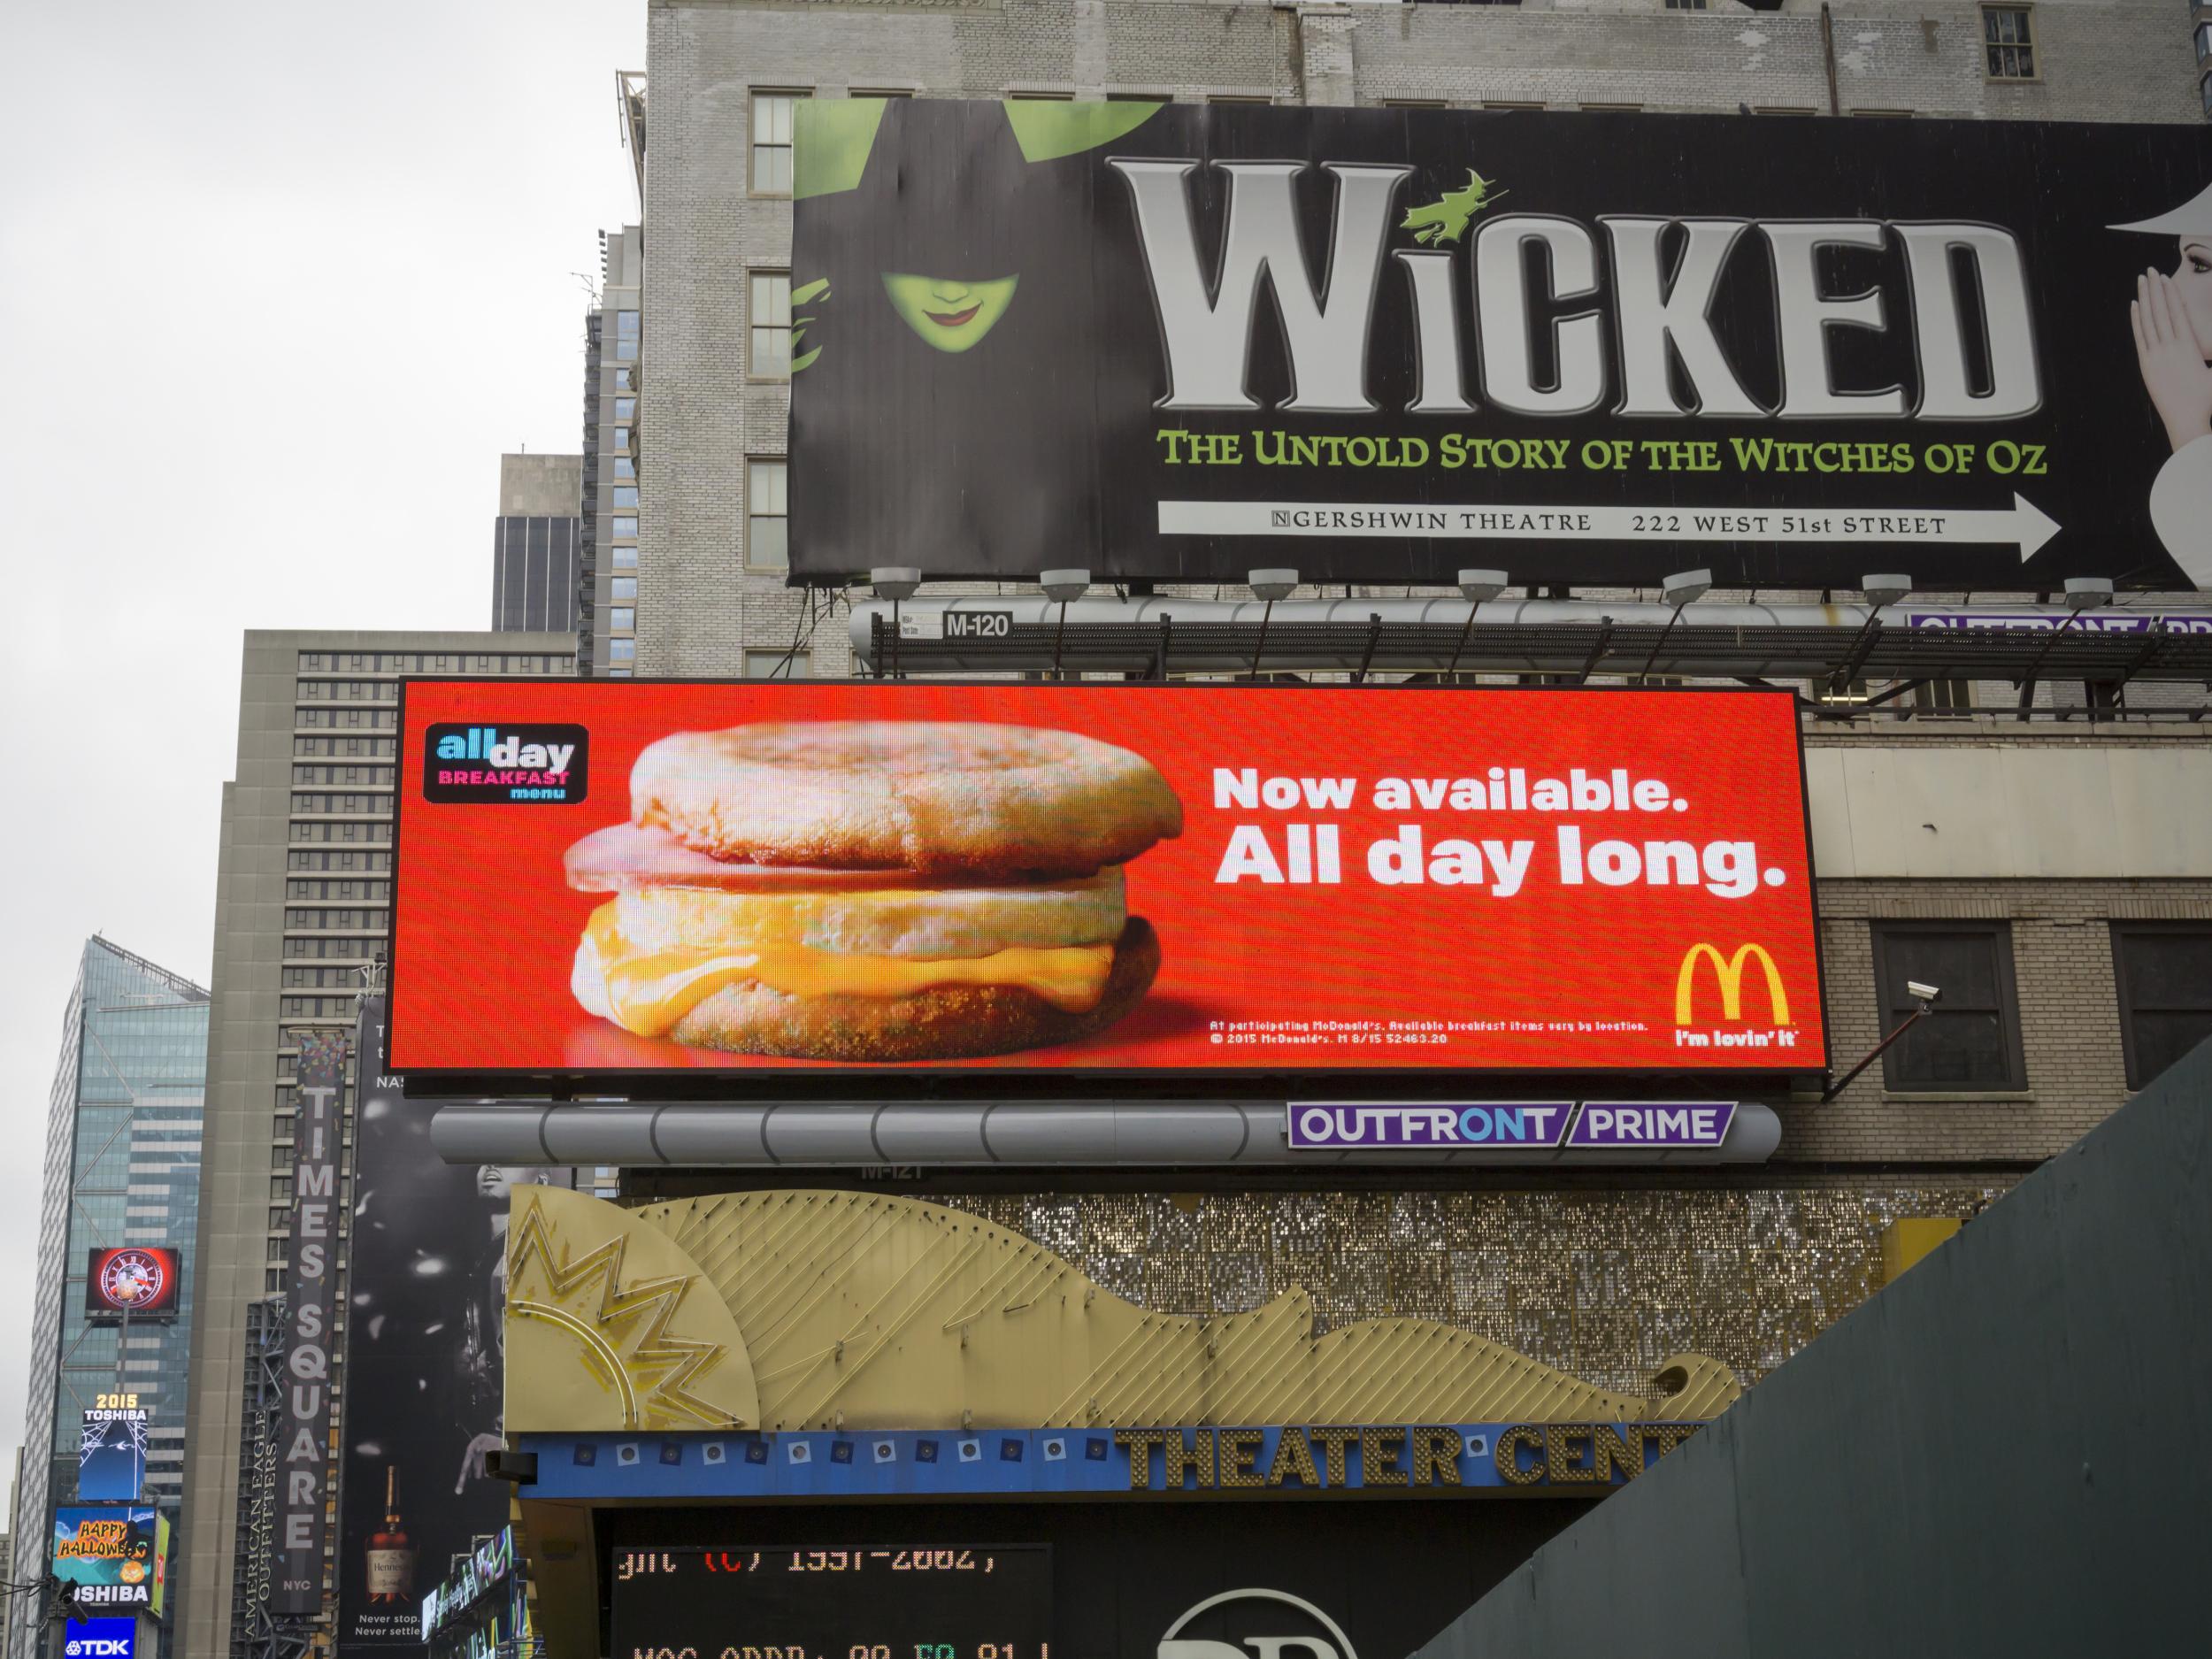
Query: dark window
xmin=2111 ymin=926 xmax=2212 ymax=1089
xmin=1982 ymin=5 xmax=2035 ymax=78
xmin=1870 ymin=922 xmax=2027 ymax=1089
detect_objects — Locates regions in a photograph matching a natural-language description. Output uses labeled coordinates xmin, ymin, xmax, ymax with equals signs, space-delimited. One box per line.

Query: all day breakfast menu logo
xmin=422 ymin=722 xmax=589 ymax=804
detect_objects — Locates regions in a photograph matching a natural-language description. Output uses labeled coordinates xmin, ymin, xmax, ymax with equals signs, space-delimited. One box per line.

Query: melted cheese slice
xmin=582 ymin=901 xmax=1115 ymax=1038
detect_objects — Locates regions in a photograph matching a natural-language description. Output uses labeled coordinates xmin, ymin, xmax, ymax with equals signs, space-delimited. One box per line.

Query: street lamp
xmin=1638 ymin=567 xmax=1711 ymax=684
xmin=1041 ymin=568 xmax=1089 ymax=680
xmin=1248 ymin=568 xmax=1298 ymax=678
xmin=1445 ymin=569 xmax=1509 ymax=679
xmin=871 ymin=566 xmax=921 ymax=679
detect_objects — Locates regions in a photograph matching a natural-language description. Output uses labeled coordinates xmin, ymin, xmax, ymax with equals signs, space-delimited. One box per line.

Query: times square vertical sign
xmin=272 ymin=1032 xmax=345 ymax=1613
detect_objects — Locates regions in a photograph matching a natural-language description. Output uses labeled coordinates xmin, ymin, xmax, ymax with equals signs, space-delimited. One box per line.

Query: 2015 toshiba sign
xmin=388 ymin=682 xmax=1822 ymax=1082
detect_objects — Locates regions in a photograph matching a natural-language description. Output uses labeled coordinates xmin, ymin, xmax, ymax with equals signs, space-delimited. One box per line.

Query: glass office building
xmin=8 ymin=937 xmax=207 ymax=1659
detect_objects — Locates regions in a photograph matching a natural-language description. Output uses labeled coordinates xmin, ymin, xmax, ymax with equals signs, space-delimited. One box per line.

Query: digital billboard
xmin=611 ymin=1546 xmax=1049 ymax=1659
xmin=79 ymin=1403 xmax=150 ymax=1502
xmin=82 ymin=1248 xmax=180 ymax=1321
xmin=337 ymin=999 xmax=569 ymax=1655
xmin=51 ymin=1507 xmax=168 ymax=1615
xmin=788 ymin=100 xmax=2212 ymax=591
xmin=390 ymin=681 xmax=1823 ymax=1083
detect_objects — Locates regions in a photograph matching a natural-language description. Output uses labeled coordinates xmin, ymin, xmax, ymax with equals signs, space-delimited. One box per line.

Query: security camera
xmin=1907 ymin=981 xmax=1942 ymax=1004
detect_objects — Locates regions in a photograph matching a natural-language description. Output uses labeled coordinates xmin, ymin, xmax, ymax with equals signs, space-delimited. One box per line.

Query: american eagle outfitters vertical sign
xmin=787 ymin=101 xmax=2212 ymax=591
xmin=273 ymin=1031 xmax=345 ymax=1614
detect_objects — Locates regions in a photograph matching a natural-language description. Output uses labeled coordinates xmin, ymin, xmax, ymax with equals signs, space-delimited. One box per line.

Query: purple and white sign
xmin=1565 ymin=1102 xmax=1737 ymax=1149
xmin=1906 ymin=610 xmax=2212 ymax=634
xmin=1287 ymin=1102 xmax=1573 ymax=1150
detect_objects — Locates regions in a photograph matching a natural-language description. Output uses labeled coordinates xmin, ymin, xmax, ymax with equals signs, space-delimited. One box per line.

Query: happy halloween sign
xmin=787 ymin=100 xmax=2212 ymax=591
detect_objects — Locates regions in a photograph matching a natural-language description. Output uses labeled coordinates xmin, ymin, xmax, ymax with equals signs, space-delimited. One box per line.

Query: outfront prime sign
xmin=789 ymin=100 xmax=2212 ymax=591
xmin=388 ymin=680 xmax=1823 ymax=1084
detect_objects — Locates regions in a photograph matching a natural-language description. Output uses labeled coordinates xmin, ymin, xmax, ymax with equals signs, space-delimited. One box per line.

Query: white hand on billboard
xmin=2133 ymin=268 xmax=2212 ymax=453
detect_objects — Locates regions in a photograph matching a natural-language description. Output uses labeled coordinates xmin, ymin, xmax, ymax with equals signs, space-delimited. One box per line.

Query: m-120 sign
xmin=389 ymin=680 xmax=1824 ymax=1084
xmin=790 ymin=99 xmax=2212 ymax=590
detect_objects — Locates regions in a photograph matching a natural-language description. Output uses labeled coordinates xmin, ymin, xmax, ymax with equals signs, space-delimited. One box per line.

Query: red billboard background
xmin=390 ymin=681 xmax=1823 ymax=1079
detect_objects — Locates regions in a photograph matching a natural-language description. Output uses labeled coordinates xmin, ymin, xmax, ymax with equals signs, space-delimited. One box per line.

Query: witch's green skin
xmin=1401 ymin=169 xmax=1505 ymax=246
xmin=880 ymin=273 xmax=1020 ymax=352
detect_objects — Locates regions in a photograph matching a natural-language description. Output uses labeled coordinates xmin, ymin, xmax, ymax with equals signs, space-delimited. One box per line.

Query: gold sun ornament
xmin=504 ymin=1186 xmax=760 ymax=1432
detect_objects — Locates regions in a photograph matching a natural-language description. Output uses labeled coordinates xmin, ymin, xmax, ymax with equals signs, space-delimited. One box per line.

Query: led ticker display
xmin=390 ymin=680 xmax=1824 ymax=1081
xmin=610 ymin=1546 xmax=1051 ymax=1659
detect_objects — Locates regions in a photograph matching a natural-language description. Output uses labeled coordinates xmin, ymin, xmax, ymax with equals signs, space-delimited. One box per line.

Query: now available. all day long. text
xmin=1210 ymin=766 xmax=1789 ymax=900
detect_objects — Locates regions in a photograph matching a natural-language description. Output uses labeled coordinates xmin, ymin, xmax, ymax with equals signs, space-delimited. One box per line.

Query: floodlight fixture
xmin=1660 ymin=567 xmax=1713 ymax=609
xmin=1456 ymin=569 xmax=1509 ymax=605
xmin=1040 ymin=568 xmax=1091 ymax=603
xmin=2065 ymin=577 xmax=2116 ymax=611
xmin=870 ymin=566 xmax=923 ymax=602
xmin=1861 ymin=573 xmax=1913 ymax=609
xmin=1248 ymin=568 xmax=1300 ymax=603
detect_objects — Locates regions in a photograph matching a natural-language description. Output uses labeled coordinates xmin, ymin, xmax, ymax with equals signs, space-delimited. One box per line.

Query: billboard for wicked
xmin=787 ymin=100 xmax=2212 ymax=591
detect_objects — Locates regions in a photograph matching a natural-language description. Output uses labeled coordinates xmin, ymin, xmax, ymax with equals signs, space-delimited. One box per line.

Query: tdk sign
xmin=65 ymin=1619 xmax=138 ymax=1659
xmin=423 ymin=724 xmax=588 ymax=805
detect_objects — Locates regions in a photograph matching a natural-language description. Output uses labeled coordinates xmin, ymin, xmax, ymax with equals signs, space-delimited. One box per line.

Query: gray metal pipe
xmin=845 ymin=594 xmax=2131 ymax=673
xmin=430 ymin=1100 xmax=1781 ymax=1168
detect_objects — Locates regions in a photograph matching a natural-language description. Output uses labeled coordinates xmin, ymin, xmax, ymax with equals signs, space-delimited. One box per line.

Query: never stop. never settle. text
xmin=1209 ymin=766 xmax=1791 ymax=901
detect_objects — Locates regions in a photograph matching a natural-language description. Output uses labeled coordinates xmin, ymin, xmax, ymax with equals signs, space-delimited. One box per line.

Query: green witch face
xmin=880 ymin=273 xmax=1020 ymax=352
xmin=792 ymin=97 xmax=1165 ymax=370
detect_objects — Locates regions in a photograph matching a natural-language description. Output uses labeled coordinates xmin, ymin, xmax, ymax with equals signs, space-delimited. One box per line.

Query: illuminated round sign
xmin=96 ymin=1250 xmax=170 ymax=1311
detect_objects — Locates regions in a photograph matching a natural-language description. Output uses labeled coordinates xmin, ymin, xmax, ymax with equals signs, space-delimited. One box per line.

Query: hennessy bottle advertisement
xmin=334 ymin=994 xmax=566 ymax=1650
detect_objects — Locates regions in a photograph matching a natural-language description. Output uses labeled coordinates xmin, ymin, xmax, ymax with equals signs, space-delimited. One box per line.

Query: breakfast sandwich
xmin=563 ymin=721 xmax=1182 ymax=1061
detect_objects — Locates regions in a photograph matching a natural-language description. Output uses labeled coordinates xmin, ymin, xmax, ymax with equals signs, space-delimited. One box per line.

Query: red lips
xmin=926 ymin=304 xmax=982 ymax=327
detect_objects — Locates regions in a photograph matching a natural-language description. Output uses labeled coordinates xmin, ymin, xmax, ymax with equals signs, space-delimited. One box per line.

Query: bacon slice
xmin=564 ymin=823 xmax=931 ymax=894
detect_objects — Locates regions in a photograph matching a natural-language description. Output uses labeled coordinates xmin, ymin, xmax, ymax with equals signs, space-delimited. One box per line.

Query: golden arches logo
xmin=1674 ymin=943 xmax=1792 ymax=1026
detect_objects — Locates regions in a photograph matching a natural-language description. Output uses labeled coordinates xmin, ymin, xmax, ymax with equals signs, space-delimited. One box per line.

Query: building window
xmin=1008 ymin=89 xmax=1074 ymax=100
xmin=614 ymin=456 xmax=636 ymax=480
xmin=614 ymin=396 xmax=636 ymax=422
xmin=612 ymin=515 xmax=637 ymax=538
xmin=613 ymin=486 xmax=639 ymax=509
xmin=752 ymin=92 xmax=803 ymax=194
xmin=745 ymin=649 xmax=813 ymax=679
xmin=609 ymin=639 xmax=636 ymax=664
xmin=1912 ymin=678 xmax=1975 ymax=713
xmin=1208 ymin=94 xmax=1272 ymax=105
xmin=610 ymin=608 xmax=635 ymax=632
xmin=613 ymin=427 xmax=631 ymax=451
xmin=751 ymin=273 xmax=794 ymax=377
xmin=852 ymin=88 xmax=915 ymax=99
xmin=1982 ymin=6 xmax=2035 ymax=79
xmin=615 ymin=310 xmax=641 ymax=361
xmin=1870 ymin=923 xmax=2027 ymax=1090
xmin=612 ymin=546 xmax=638 ymax=569
xmin=611 ymin=576 xmax=637 ymax=600
xmin=2110 ymin=926 xmax=2212 ymax=1089
xmin=1664 ymin=0 xmax=1707 ymax=8
xmin=614 ymin=367 xmax=634 ymax=392
xmin=2200 ymin=20 xmax=2212 ymax=64
xmin=1812 ymin=677 xmax=1871 ymax=706
xmin=747 ymin=460 xmax=788 ymax=570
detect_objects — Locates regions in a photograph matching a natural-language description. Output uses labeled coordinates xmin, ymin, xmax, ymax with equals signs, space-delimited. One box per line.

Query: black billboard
xmin=788 ymin=100 xmax=2212 ymax=591
xmin=335 ymin=995 xmax=571 ymax=1652
xmin=608 ymin=1500 xmax=1586 ymax=1659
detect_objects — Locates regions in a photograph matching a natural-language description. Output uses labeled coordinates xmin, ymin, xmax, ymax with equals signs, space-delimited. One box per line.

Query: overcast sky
xmin=0 ymin=1 xmax=644 ymax=1491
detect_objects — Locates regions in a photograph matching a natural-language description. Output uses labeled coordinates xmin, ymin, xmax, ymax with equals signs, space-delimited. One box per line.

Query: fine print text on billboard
xmin=788 ymin=100 xmax=2212 ymax=591
xmin=390 ymin=681 xmax=1824 ymax=1082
